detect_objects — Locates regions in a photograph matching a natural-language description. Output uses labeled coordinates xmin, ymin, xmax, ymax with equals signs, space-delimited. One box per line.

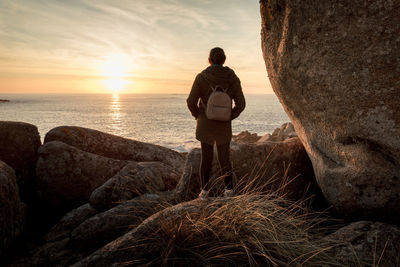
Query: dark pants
xmin=200 ymin=142 xmax=233 ymax=190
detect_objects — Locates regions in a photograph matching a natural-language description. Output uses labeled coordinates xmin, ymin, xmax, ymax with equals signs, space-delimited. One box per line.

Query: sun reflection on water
xmin=110 ymin=94 xmax=123 ymax=134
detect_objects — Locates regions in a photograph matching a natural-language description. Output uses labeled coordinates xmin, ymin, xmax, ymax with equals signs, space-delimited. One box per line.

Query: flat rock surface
xmin=44 ymin=126 xmax=185 ymax=172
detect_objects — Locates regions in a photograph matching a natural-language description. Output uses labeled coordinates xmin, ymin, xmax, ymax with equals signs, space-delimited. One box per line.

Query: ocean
xmin=0 ymin=94 xmax=289 ymax=152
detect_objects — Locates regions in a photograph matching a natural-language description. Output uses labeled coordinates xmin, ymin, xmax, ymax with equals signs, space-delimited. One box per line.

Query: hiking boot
xmin=198 ymin=189 xmax=209 ymax=200
xmin=224 ymin=189 xmax=235 ymax=197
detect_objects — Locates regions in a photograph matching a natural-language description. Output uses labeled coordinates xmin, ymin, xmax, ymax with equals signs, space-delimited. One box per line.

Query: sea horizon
xmin=0 ymin=93 xmax=289 ymax=152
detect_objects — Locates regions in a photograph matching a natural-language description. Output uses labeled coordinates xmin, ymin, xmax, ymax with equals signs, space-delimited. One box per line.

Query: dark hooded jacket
xmin=187 ymin=65 xmax=246 ymax=145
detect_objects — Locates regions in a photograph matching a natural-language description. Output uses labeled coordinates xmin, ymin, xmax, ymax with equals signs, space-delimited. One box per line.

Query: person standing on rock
xmin=187 ymin=47 xmax=246 ymax=198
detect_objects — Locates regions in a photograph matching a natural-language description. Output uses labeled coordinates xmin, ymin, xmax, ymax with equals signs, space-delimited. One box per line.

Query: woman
xmin=187 ymin=47 xmax=246 ymax=198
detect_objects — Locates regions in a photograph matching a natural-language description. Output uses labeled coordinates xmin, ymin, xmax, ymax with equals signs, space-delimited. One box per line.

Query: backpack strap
xmin=201 ymin=74 xmax=228 ymax=93
xmin=199 ymin=74 xmax=229 ymax=108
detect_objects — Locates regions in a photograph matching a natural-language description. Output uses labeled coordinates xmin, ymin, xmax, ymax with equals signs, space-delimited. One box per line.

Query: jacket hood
xmin=200 ymin=66 xmax=237 ymax=88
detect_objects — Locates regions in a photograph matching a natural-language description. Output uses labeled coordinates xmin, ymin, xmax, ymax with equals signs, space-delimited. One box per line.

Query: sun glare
xmin=104 ymin=78 xmax=128 ymax=94
xmin=101 ymin=53 xmax=132 ymax=94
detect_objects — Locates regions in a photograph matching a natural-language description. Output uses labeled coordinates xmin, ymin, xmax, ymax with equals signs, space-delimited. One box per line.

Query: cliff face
xmin=260 ymin=0 xmax=400 ymax=218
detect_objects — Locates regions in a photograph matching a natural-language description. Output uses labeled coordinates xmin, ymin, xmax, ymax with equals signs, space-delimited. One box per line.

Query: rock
xmin=10 ymin=194 xmax=173 ymax=267
xmin=70 ymin=148 xmax=202 ymax=249
xmin=0 ymin=161 xmax=26 ymax=255
xmin=320 ymin=221 xmax=400 ymax=266
xmin=231 ymin=137 xmax=318 ymax=202
xmin=11 ymin=149 xmax=203 ymax=266
xmin=174 ymin=148 xmax=201 ymax=201
xmin=257 ymin=133 xmax=272 ymax=143
xmin=44 ymin=126 xmax=185 ymax=172
xmin=36 ymin=141 xmax=128 ymax=214
xmin=45 ymin=204 xmax=98 ymax=243
xmin=0 ymin=121 xmax=41 ymax=202
xmin=260 ymin=1 xmax=400 ymax=218
xmin=70 ymin=193 xmax=174 ymax=250
xmin=70 ymin=148 xmax=201 ymax=250
xmin=89 ymin=162 xmax=181 ymax=211
xmin=71 ymin=199 xmax=212 ymax=266
xmin=0 ymin=99 xmax=10 ymax=102
xmin=172 ymin=139 xmax=319 ymax=203
xmin=55 ymin=149 xmax=200 ymax=252
xmin=258 ymin=122 xmax=297 ymax=143
xmin=232 ymin=131 xmax=261 ymax=143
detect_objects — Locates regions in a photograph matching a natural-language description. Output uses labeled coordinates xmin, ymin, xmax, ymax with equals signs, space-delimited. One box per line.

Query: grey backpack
xmin=202 ymin=82 xmax=232 ymax=121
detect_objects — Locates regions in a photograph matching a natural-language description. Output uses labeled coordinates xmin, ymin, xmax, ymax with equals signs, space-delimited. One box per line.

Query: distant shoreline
xmin=0 ymin=99 xmax=10 ymax=102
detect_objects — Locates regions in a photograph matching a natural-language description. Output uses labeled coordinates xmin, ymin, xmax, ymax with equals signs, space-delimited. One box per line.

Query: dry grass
xmin=117 ymin=153 xmax=388 ymax=266
xmin=118 ymin=152 xmax=343 ymax=266
xmin=134 ymin=193 xmax=342 ymax=267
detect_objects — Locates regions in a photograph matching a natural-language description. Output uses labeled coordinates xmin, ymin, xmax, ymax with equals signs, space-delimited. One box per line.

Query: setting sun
xmin=101 ymin=53 xmax=133 ymax=94
xmin=103 ymin=78 xmax=128 ymax=94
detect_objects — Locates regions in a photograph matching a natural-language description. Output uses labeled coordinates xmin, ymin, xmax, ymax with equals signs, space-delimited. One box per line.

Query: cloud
xmin=0 ymin=0 xmax=271 ymax=93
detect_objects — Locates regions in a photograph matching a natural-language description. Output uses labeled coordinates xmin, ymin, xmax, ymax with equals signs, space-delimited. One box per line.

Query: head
xmin=208 ymin=47 xmax=226 ymax=65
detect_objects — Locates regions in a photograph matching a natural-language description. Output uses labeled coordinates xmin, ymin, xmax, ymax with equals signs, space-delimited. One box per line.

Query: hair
xmin=209 ymin=47 xmax=226 ymax=65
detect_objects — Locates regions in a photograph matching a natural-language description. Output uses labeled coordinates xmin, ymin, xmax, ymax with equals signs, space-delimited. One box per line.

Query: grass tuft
xmin=139 ymin=194 xmax=342 ymax=266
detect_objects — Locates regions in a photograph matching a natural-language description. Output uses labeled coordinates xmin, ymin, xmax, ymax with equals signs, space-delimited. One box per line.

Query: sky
xmin=0 ymin=0 xmax=272 ymax=94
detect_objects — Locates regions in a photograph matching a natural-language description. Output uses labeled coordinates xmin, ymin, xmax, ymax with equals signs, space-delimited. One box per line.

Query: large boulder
xmin=230 ymin=137 xmax=318 ymax=201
xmin=0 ymin=160 xmax=26 ymax=255
xmin=44 ymin=126 xmax=185 ymax=172
xmin=320 ymin=221 xmax=400 ymax=266
xmin=36 ymin=141 xmax=128 ymax=213
xmin=260 ymin=0 xmax=400 ymax=218
xmin=0 ymin=121 xmax=41 ymax=201
xmin=89 ymin=162 xmax=181 ymax=211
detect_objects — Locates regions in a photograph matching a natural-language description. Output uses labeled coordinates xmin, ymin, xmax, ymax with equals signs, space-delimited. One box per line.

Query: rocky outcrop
xmin=321 ymin=221 xmax=400 ymax=266
xmin=0 ymin=161 xmax=26 ymax=255
xmin=44 ymin=126 xmax=185 ymax=172
xmin=233 ymin=123 xmax=298 ymax=144
xmin=9 ymin=149 xmax=202 ymax=266
xmin=232 ymin=130 xmax=261 ymax=143
xmin=0 ymin=121 xmax=41 ymax=201
xmin=36 ymin=141 xmax=128 ymax=213
xmin=260 ymin=0 xmax=400 ymax=218
xmin=89 ymin=162 xmax=181 ymax=211
xmin=258 ymin=122 xmax=297 ymax=143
